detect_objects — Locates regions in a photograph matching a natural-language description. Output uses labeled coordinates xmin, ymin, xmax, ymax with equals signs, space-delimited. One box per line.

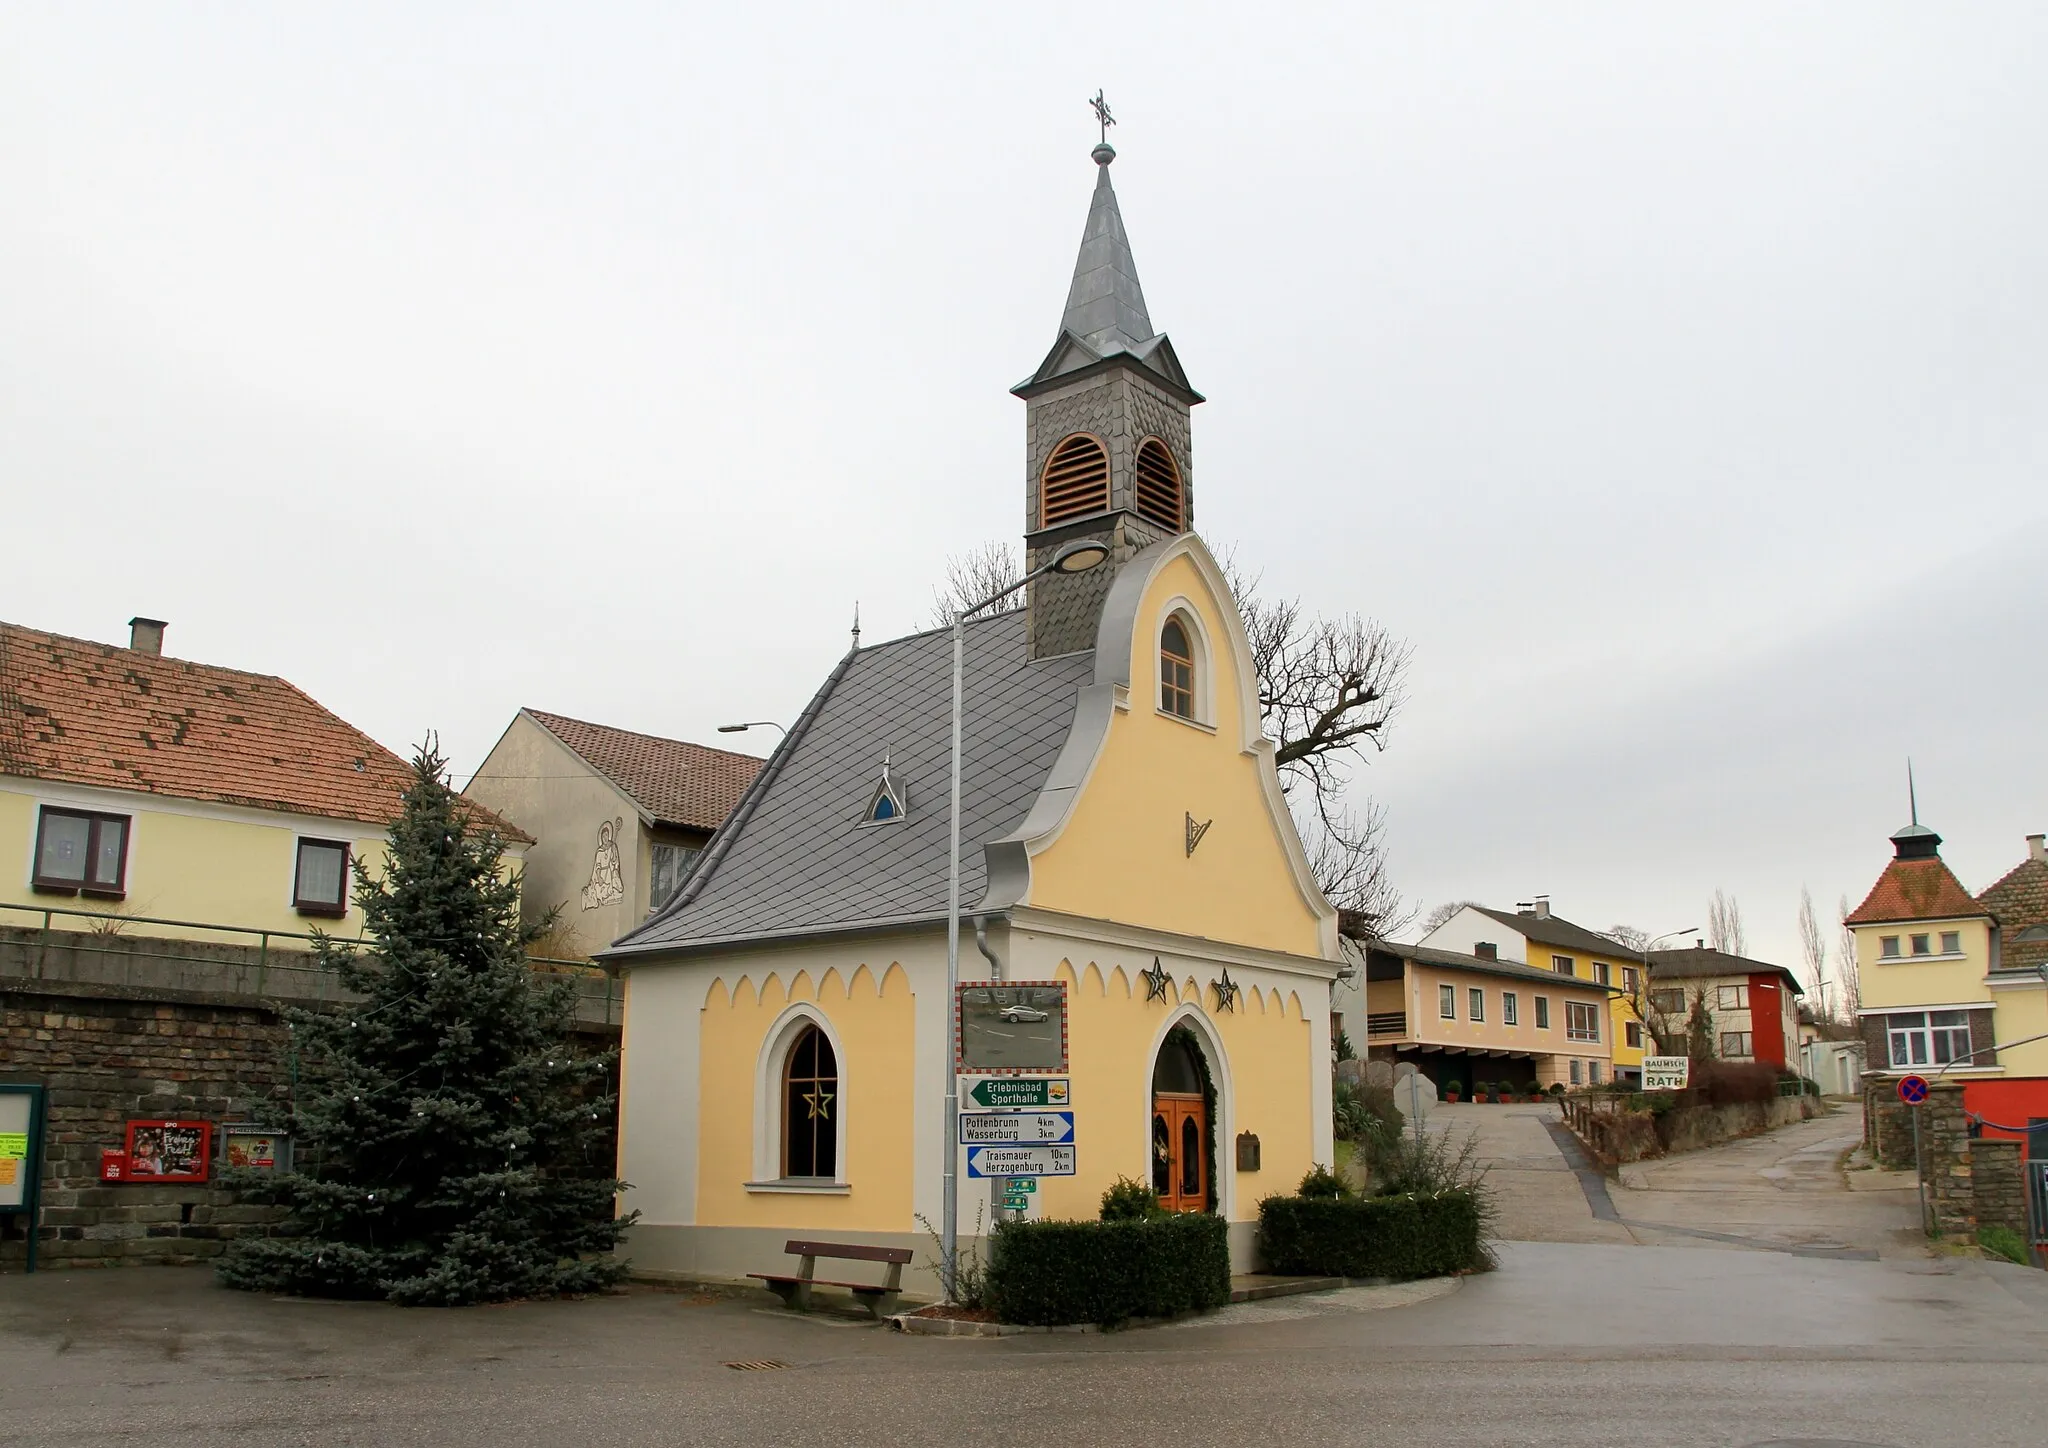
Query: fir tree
xmin=220 ymin=745 xmax=633 ymax=1305
xmin=1684 ymin=988 xmax=1717 ymax=1064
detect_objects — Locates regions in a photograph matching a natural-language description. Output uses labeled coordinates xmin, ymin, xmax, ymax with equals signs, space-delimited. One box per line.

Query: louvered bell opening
xmin=1134 ymin=439 xmax=1184 ymax=532
xmin=1041 ymin=434 xmax=1110 ymax=527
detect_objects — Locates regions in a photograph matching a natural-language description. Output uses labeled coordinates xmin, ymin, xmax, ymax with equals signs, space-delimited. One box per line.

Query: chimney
xmin=128 ymin=617 xmax=167 ymax=656
xmin=2030 ymin=834 xmax=2046 ymax=865
xmin=1475 ymin=942 xmax=1499 ymax=961
xmin=1533 ymin=895 xmax=1551 ymax=920
xmin=1696 ymin=939 xmax=1707 ymax=949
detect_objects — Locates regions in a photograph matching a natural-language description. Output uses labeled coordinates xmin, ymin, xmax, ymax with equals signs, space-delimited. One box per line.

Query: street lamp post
xmin=716 ymin=721 xmax=787 ymax=738
xmin=940 ymin=539 xmax=1109 ymax=1301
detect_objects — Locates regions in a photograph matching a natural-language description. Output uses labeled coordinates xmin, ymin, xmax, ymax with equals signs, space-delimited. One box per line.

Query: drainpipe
xmin=972 ymin=915 xmax=1003 ymax=983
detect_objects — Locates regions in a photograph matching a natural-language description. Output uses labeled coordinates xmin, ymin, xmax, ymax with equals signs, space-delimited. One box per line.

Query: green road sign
xmin=968 ymin=1078 xmax=1069 ymax=1109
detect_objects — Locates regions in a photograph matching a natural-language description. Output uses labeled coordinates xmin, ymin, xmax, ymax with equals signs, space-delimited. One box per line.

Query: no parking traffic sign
xmin=1897 ymin=1074 xmax=1930 ymax=1105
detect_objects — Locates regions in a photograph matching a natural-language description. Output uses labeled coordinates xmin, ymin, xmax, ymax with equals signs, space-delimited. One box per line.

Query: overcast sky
xmin=6 ymin=5 xmax=2044 ymax=979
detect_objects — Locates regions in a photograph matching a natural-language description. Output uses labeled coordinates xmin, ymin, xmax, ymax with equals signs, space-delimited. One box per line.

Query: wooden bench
xmin=748 ymin=1240 xmax=913 ymax=1320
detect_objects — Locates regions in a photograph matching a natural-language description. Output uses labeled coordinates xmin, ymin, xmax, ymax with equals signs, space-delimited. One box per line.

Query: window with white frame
xmin=1879 ymin=936 xmax=1901 ymax=958
xmin=1502 ymin=992 xmax=1519 ymax=1026
xmin=1439 ymin=984 xmax=1456 ymax=1019
xmin=1570 ymin=1058 xmax=1583 ymax=1085
xmin=1589 ymin=1060 xmax=1603 ymax=1084
xmin=1552 ymin=955 xmax=1574 ymax=976
xmin=1720 ymin=1031 xmax=1753 ymax=1058
xmin=1715 ymin=984 xmax=1749 ymax=1011
xmin=1939 ymin=930 xmax=1961 ymax=955
xmin=1649 ymin=988 xmax=1685 ymax=1015
xmin=1534 ymin=996 xmax=1551 ymax=1029
xmin=1909 ymin=933 xmax=1931 ymax=956
xmin=1468 ymin=987 xmax=1485 ymax=1022
xmin=1593 ymin=961 xmax=1612 ymax=986
xmin=1566 ymin=1001 xmax=1600 ymax=1042
xmin=1622 ymin=966 xmax=1639 ymax=994
xmin=1885 ymin=1011 xmax=1974 ymax=1069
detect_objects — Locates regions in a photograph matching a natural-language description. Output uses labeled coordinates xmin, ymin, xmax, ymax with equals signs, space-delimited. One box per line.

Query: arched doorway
xmin=1150 ymin=1028 xmax=1209 ymax=1213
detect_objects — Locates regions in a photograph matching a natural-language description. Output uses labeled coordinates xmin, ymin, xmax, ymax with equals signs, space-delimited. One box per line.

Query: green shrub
xmin=1259 ymin=1190 xmax=1487 ymax=1279
xmin=1099 ymin=1175 xmax=1162 ymax=1221
xmin=1297 ymin=1163 xmax=1350 ymax=1199
xmin=1333 ymin=1080 xmax=1403 ymax=1142
xmin=1977 ymin=1225 xmax=2030 ymax=1266
xmin=1547 ymin=1082 xmax=1566 ymax=1097
xmin=986 ymin=1212 xmax=1231 ymax=1327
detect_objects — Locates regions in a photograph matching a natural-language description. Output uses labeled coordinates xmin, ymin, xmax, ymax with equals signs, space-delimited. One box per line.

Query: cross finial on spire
xmin=850 ymin=602 xmax=861 ymax=652
xmin=1090 ymin=89 xmax=1115 ymax=142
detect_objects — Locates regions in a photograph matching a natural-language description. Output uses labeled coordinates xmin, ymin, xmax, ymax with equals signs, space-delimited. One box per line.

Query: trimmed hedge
xmin=986 ymin=1212 xmax=1231 ymax=1327
xmin=1258 ymin=1190 xmax=1484 ymax=1280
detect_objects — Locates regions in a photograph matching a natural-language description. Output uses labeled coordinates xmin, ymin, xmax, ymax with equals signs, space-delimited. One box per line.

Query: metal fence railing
xmin=0 ymin=901 xmax=618 ymax=1026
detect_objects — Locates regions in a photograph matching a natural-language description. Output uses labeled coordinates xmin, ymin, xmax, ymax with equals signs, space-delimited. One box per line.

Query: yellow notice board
xmin=0 ymin=1093 xmax=32 ymax=1210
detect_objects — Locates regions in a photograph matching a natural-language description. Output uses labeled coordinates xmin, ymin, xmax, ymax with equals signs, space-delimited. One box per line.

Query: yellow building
xmin=0 ymin=616 xmax=525 ymax=949
xmin=1418 ymin=900 xmax=1638 ymax=1083
xmin=602 ymin=140 xmax=1341 ymax=1290
xmin=1336 ymin=941 xmax=1622 ymax=1092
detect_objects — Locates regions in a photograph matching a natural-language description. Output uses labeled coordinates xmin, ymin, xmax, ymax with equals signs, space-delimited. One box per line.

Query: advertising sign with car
xmin=956 ymin=982 xmax=1067 ymax=1073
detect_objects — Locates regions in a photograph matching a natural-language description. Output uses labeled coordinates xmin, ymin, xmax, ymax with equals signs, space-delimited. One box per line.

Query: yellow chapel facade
xmin=603 ymin=143 xmax=1341 ymax=1290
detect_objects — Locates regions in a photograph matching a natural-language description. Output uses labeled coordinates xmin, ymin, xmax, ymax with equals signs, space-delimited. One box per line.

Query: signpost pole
xmin=1911 ymin=1100 xmax=1926 ymax=1234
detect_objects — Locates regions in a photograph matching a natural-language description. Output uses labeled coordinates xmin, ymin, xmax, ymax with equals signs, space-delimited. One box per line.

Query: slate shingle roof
xmin=610 ymin=612 xmax=1094 ymax=953
xmin=0 ymin=621 xmax=526 ymax=838
xmin=525 ymin=709 xmax=762 ymax=832
xmin=1367 ymin=940 xmax=1623 ymax=994
xmin=1978 ymin=854 xmax=2048 ymax=974
xmin=1844 ymin=857 xmax=1984 ymax=925
xmin=1643 ymin=945 xmax=1804 ymax=995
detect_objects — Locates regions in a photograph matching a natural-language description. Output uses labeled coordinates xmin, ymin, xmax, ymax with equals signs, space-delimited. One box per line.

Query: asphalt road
xmin=5 ymin=1242 xmax=2045 ymax=1447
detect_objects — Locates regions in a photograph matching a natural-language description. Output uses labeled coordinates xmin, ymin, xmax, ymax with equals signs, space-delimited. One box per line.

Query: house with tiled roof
xmin=464 ymin=709 xmax=764 ymax=956
xmin=1417 ymin=898 xmax=1639 ymax=1083
xmin=0 ymin=616 xmax=524 ymax=943
xmin=1641 ymin=943 xmax=1804 ymax=1070
xmin=1846 ymin=802 xmax=2048 ymax=1161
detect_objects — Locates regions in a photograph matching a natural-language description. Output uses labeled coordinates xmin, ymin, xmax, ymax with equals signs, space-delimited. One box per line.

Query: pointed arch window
xmin=1041 ymin=433 xmax=1110 ymax=526
xmin=862 ymin=756 xmax=907 ymax=825
xmin=1160 ymin=616 xmax=1196 ymax=720
xmin=1134 ymin=438 xmax=1184 ymax=532
xmin=782 ymin=1024 xmax=839 ymax=1179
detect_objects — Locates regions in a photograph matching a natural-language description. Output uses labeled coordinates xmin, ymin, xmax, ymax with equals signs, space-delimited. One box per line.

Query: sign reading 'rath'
xmin=966 ymin=1145 xmax=1077 ymax=1179
xmin=959 ymin=1110 xmax=1075 ymax=1145
xmin=1642 ymin=1057 xmax=1690 ymax=1091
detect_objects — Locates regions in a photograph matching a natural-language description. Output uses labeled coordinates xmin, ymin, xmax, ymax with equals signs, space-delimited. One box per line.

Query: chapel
xmin=604 ymin=131 xmax=1342 ymax=1289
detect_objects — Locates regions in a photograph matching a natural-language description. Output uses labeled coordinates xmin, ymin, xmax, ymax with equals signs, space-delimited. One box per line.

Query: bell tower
xmin=1016 ymin=116 xmax=1203 ymax=660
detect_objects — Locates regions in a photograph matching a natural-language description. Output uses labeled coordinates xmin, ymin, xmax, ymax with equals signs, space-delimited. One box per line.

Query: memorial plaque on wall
xmin=956 ymin=982 xmax=1068 ymax=1074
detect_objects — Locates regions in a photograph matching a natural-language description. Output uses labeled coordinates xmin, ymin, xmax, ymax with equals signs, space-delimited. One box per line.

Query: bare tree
xmin=1420 ymin=899 xmax=1481 ymax=937
xmin=928 ymin=541 xmax=1025 ymax=628
xmin=1706 ymin=889 xmax=1746 ymax=956
xmin=1797 ymin=886 xmax=1829 ymax=1020
xmin=930 ymin=541 xmax=1415 ymax=936
xmin=1605 ymin=924 xmax=1653 ymax=953
xmin=1621 ymin=971 xmax=1687 ymax=1055
xmin=1835 ymin=893 xmax=1862 ymax=1022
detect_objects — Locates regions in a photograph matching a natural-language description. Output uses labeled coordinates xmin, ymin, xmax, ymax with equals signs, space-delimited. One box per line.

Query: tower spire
xmin=1908 ymin=758 xmax=1918 ymax=826
xmin=1060 ymin=115 xmax=1153 ymax=356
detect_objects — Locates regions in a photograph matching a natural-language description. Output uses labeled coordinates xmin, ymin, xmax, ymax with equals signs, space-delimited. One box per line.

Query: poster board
xmin=121 ymin=1120 xmax=211 ymax=1182
xmin=1642 ymin=1057 xmax=1690 ymax=1091
xmin=0 ymin=1087 xmax=38 ymax=1211
xmin=956 ymin=982 xmax=1068 ymax=1074
xmin=220 ymin=1124 xmax=292 ymax=1174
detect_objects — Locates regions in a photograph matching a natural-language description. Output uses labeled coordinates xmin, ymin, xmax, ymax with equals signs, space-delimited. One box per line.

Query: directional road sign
xmin=968 ymin=1078 xmax=1070 ymax=1109
xmin=959 ymin=1110 xmax=1075 ymax=1145
xmin=966 ymin=1145 xmax=1076 ymax=1179
xmin=1898 ymin=1074 xmax=1930 ymax=1105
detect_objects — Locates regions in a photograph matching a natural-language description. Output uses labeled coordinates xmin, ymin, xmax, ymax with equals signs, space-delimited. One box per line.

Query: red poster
xmin=120 ymin=1120 xmax=211 ymax=1183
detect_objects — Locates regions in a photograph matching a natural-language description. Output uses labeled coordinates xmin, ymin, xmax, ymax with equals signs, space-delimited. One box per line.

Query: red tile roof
xmin=525 ymin=709 xmax=763 ymax=832
xmin=1844 ymin=856 xmax=1984 ymax=925
xmin=0 ymin=622 xmax=527 ymax=840
xmin=1978 ymin=854 xmax=2048 ymax=973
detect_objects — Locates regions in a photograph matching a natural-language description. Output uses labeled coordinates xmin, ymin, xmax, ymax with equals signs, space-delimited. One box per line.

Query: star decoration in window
xmin=1141 ymin=957 xmax=1170 ymax=1003
xmin=802 ymin=1089 xmax=833 ymax=1121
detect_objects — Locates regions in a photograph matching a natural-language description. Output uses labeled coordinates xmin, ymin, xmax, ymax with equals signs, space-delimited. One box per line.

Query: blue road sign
xmin=1898 ymin=1074 xmax=1930 ymax=1105
xmin=965 ymin=1145 xmax=1076 ymax=1179
xmin=958 ymin=1110 xmax=1075 ymax=1146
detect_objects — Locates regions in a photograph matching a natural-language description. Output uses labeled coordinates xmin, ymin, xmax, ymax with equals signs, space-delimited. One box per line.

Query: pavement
xmin=2 ymin=1104 xmax=2036 ymax=1446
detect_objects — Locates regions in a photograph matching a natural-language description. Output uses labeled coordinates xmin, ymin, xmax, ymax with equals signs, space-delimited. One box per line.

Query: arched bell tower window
xmin=1160 ymin=616 xmax=1196 ymax=720
xmin=782 ymin=1024 xmax=838 ymax=1179
xmin=1041 ymin=433 xmax=1110 ymax=527
xmin=1134 ymin=438 xmax=1184 ymax=532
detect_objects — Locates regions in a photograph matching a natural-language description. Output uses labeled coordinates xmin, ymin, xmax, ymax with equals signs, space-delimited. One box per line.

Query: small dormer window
xmin=862 ymin=755 xmax=907 ymax=825
xmin=1160 ymin=617 xmax=1195 ymax=719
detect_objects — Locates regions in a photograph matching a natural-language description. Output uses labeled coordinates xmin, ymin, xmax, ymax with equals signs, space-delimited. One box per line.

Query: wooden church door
xmin=1150 ymin=1031 xmax=1208 ymax=1213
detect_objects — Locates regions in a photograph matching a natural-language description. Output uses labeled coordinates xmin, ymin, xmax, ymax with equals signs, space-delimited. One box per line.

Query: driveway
xmin=1434 ymin=1099 xmax=1925 ymax=1259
